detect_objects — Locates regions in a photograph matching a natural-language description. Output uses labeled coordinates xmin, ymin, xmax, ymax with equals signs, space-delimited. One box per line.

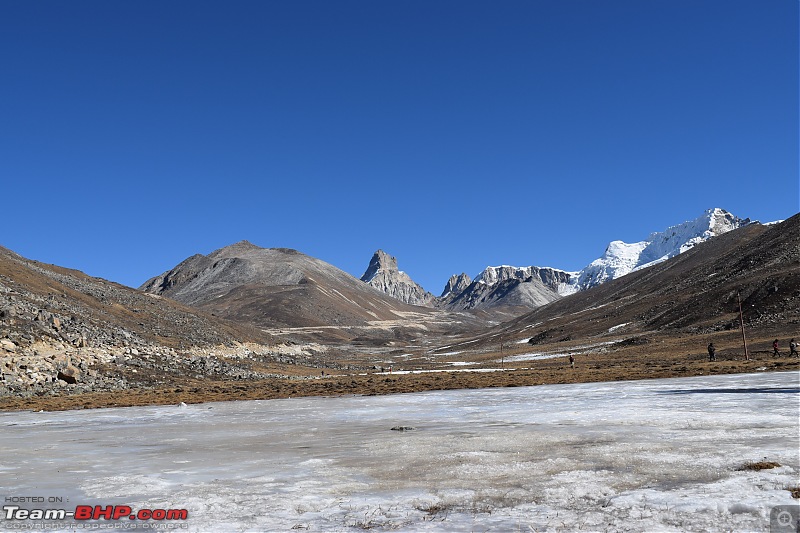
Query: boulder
xmin=1 ymin=339 xmax=17 ymax=353
xmin=57 ymin=365 xmax=80 ymax=384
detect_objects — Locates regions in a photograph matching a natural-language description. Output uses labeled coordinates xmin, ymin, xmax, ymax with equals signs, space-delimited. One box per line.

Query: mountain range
xmin=138 ymin=208 xmax=758 ymax=333
xmin=365 ymin=208 xmax=752 ymax=311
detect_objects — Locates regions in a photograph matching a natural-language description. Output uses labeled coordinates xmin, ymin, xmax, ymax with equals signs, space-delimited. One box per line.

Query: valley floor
xmin=1 ymin=347 xmax=797 ymax=412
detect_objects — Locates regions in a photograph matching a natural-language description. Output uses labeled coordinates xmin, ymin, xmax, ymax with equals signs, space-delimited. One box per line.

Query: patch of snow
xmin=377 ymin=367 xmax=510 ymax=375
xmin=501 ymin=352 xmax=565 ymax=362
xmin=452 ymin=339 xmax=479 ymax=347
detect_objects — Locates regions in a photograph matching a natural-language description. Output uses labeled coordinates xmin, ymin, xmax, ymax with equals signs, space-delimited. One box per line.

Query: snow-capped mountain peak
xmin=575 ymin=208 xmax=750 ymax=290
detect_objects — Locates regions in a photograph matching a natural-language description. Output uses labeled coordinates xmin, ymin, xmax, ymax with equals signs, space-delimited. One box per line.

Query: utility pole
xmin=738 ymin=291 xmax=749 ymax=361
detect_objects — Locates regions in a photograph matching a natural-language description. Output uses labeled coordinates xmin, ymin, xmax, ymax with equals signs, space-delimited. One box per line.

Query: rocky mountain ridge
xmin=437 ymin=266 xmax=572 ymax=311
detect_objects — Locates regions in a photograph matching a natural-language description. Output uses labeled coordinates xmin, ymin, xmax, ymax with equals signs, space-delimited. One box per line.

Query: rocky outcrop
xmin=441 ymin=274 xmax=471 ymax=298
xmin=360 ymin=250 xmax=435 ymax=307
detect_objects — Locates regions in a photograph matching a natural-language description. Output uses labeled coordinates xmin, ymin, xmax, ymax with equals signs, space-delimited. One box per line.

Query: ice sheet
xmin=1 ymin=372 xmax=798 ymax=532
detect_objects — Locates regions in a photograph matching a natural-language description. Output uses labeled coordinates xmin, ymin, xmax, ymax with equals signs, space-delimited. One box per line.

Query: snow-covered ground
xmin=1 ymin=372 xmax=798 ymax=532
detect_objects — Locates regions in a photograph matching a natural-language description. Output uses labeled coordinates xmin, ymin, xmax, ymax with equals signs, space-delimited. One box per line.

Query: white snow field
xmin=1 ymin=371 xmax=798 ymax=532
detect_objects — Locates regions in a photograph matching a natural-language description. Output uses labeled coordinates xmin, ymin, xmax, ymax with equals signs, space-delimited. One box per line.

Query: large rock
xmin=1 ymin=339 xmax=17 ymax=353
xmin=57 ymin=365 xmax=80 ymax=384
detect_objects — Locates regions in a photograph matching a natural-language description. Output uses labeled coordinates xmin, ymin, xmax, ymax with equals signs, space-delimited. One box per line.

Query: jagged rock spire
xmin=360 ymin=250 xmax=434 ymax=307
xmin=360 ymin=250 xmax=398 ymax=282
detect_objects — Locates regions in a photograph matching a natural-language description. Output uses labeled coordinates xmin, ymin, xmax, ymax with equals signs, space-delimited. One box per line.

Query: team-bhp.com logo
xmin=4 ymin=504 xmax=188 ymax=521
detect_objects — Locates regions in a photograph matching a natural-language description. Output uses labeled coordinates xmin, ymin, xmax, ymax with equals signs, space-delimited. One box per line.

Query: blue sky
xmin=1 ymin=1 xmax=797 ymax=294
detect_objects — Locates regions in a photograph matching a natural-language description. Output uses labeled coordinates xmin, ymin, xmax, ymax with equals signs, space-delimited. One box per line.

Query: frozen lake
xmin=1 ymin=371 xmax=798 ymax=532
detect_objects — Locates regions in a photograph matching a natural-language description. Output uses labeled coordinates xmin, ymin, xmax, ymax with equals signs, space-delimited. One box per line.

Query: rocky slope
xmin=360 ymin=250 xmax=435 ymax=306
xmin=0 ymin=245 xmax=277 ymax=398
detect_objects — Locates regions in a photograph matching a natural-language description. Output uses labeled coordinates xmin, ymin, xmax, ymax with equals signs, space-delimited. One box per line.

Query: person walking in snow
xmin=790 ymin=339 xmax=798 ymax=357
xmin=707 ymin=342 xmax=716 ymax=362
xmin=772 ymin=339 xmax=780 ymax=357
xmin=568 ymin=354 xmax=575 ymax=369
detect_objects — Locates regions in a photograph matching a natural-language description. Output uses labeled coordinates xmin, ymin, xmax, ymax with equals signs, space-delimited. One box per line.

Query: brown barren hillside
xmin=0 ymin=246 xmax=273 ymax=348
xmin=140 ymin=240 xmax=484 ymax=343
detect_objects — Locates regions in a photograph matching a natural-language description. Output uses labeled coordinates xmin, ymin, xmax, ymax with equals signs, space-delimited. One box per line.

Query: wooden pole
xmin=738 ymin=291 xmax=749 ymax=361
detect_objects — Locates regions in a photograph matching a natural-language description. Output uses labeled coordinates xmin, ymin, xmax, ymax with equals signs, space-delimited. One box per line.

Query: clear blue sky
xmin=2 ymin=1 xmax=797 ymax=295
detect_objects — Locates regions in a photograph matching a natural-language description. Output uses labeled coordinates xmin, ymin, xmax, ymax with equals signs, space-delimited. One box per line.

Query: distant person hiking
xmin=790 ymin=339 xmax=798 ymax=357
xmin=569 ymin=354 xmax=575 ymax=369
xmin=772 ymin=339 xmax=780 ymax=357
xmin=707 ymin=342 xmax=716 ymax=362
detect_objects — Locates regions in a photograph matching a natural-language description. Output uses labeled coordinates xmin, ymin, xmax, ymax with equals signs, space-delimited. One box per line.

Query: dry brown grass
xmin=1 ymin=344 xmax=796 ymax=412
xmin=738 ymin=461 xmax=782 ymax=471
